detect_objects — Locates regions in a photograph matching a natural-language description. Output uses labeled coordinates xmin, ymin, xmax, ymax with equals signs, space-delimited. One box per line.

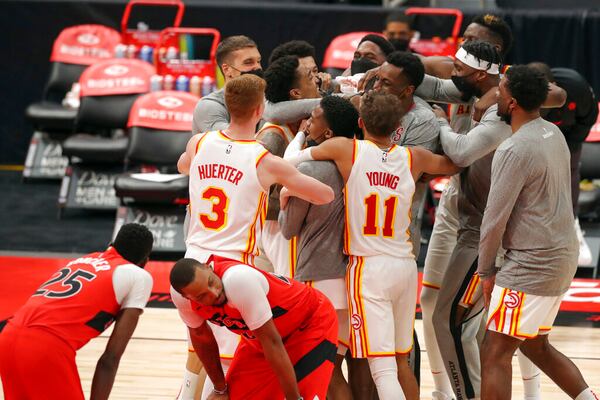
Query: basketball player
xmin=528 ymin=62 xmax=599 ymax=266
xmin=170 ymin=255 xmax=338 ymax=400
xmin=347 ymin=34 xmax=395 ymax=76
xmin=177 ymin=74 xmax=334 ymax=399
xmin=373 ymin=50 xmax=441 ymax=258
xmin=192 ymin=35 xmax=322 ymax=134
xmin=256 ymin=54 xmax=321 ymax=276
xmin=279 ymin=95 xmax=359 ymax=399
xmin=0 ymin=223 xmax=154 ymax=400
xmin=285 ymin=91 xmax=459 ymax=400
xmin=383 ymin=12 xmax=415 ymax=52
xmin=268 ymin=40 xmax=334 ymax=94
xmin=479 ymin=65 xmax=598 ymax=400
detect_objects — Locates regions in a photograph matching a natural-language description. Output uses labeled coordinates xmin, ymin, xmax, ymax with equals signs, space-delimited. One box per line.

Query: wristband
xmin=213 ymin=383 xmax=228 ymax=395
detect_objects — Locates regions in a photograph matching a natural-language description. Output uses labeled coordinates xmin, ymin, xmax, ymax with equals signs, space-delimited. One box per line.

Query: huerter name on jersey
xmin=197 ymin=163 xmax=244 ymax=185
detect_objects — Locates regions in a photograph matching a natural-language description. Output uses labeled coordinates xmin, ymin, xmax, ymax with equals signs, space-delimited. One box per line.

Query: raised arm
xmin=263 ymin=98 xmax=321 ymax=124
xmin=258 ymin=154 xmax=334 ymax=205
xmin=409 ymin=146 xmax=460 ymax=181
xmin=415 ymin=74 xmax=467 ymax=104
xmin=435 ymin=109 xmax=509 ymax=167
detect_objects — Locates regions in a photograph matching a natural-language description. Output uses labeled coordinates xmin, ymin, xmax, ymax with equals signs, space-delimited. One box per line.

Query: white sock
xmin=421 ymin=286 xmax=455 ymax=399
xmin=177 ymin=368 xmax=199 ymax=400
xmin=576 ymin=388 xmax=599 ymax=400
xmin=368 ymin=356 xmax=405 ymax=400
xmin=517 ymin=350 xmax=541 ymax=400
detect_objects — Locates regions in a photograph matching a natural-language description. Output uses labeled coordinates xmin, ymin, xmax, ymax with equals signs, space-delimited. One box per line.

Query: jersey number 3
xmin=363 ymin=194 xmax=398 ymax=238
xmin=200 ymin=187 xmax=229 ymax=230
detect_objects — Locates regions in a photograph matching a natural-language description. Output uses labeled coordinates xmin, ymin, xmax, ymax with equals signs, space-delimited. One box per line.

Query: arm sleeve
xmin=283 ymin=131 xmax=306 ymax=160
xmin=477 ymin=150 xmax=528 ymax=278
xmin=263 ymin=98 xmax=321 ymax=123
xmin=415 ymin=74 xmax=468 ymax=104
xmin=278 ymin=162 xmax=313 ymax=239
xmin=222 ymin=266 xmax=271 ymax=331
xmin=112 ymin=264 xmax=153 ymax=310
xmin=170 ymin=286 xmax=205 ymax=328
xmin=438 ymin=112 xmax=507 ymax=167
xmin=192 ymin=98 xmax=230 ymax=133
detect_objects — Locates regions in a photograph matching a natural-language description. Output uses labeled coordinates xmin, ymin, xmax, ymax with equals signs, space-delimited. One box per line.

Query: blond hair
xmin=224 ymin=74 xmax=266 ymax=121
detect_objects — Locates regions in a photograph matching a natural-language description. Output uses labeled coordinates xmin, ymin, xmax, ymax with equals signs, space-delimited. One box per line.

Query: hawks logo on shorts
xmin=503 ymin=291 xmax=521 ymax=309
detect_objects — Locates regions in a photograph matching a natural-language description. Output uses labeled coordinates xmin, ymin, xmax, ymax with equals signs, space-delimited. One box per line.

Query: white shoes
xmin=432 ymin=391 xmax=456 ymax=400
xmin=575 ymin=218 xmax=593 ymax=266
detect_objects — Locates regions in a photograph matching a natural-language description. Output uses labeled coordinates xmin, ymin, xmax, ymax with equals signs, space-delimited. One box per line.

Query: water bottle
xmin=114 ymin=44 xmax=127 ymax=58
xmin=176 ymin=75 xmax=189 ymax=92
xmin=126 ymin=44 xmax=137 ymax=59
xmin=139 ymin=45 xmax=153 ymax=63
xmin=201 ymin=76 xmax=214 ymax=97
xmin=189 ymin=76 xmax=201 ymax=97
xmin=150 ymin=75 xmax=163 ymax=92
xmin=166 ymin=46 xmax=178 ymax=61
xmin=163 ymin=75 xmax=175 ymax=90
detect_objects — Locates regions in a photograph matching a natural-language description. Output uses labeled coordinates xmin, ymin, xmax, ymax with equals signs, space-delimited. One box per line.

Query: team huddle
xmin=1 ymin=11 xmax=599 ymax=400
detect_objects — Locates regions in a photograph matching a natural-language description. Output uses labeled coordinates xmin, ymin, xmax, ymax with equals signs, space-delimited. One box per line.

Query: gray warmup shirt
xmin=478 ymin=118 xmax=578 ymax=296
xmin=393 ymin=96 xmax=441 ymax=258
xmin=439 ymin=105 xmax=512 ymax=246
xmin=192 ymin=89 xmax=320 ymax=134
xmin=278 ymin=161 xmax=347 ymax=282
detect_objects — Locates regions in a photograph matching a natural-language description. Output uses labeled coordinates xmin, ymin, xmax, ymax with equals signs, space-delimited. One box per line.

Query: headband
xmin=455 ymin=47 xmax=499 ymax=75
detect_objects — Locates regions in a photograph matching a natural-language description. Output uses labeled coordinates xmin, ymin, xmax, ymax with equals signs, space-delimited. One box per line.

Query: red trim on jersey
xmin=406 ymin=147 xmax=413 ymax=172
xmin=195 ymin=132 xmax=210 ymax=155
xmin=219 ymin=130 xmax=257 ymax=143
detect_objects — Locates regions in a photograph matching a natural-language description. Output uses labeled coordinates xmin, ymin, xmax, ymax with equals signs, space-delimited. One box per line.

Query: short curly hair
xmin=264 ymin=55 xmax=299 ymax=104
xmin=471 ymin=14 xmax=513 ymax=56
xmin=268 ymin=40 xmax=315 ymax=65
xmin=360 ymin=91 xmax=401 ymax=137
xmin=386 ymin=51 xmax=425 ymax=87
xmin=320 ymin=96 xmax=359 ymax=139
xmin=505 ymin=65 xmax=548 ymax=111
xmin=113 ymin=223 xmax=153 ymax=265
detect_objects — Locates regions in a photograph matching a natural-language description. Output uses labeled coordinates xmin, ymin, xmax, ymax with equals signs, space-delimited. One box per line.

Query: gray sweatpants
xmin=432 ymin=240 xmax=485 ymax=400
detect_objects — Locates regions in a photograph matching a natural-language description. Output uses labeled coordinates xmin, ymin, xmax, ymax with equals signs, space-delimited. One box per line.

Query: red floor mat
xmin=1 ymin=254 xmax=599 ymax=327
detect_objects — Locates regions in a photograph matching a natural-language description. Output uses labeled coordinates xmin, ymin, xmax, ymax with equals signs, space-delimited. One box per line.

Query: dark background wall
xmin=2 ymin=0 xmax=600 ymax=164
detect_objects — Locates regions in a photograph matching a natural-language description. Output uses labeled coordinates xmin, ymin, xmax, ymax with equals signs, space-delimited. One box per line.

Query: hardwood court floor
xmin=1 ymin=308 xmax=598 ymax=399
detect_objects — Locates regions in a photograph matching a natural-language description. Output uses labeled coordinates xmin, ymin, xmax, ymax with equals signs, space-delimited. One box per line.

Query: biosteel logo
xmin=104 ymin=65 xmax=129 ymax=76
xmin=157 ymin=96 xmax=184 ymax=109
xmin=77 ymin=33 xmax=100 ymax=46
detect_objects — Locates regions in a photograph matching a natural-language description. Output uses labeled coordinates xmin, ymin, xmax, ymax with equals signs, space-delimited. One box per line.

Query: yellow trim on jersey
xmin=343 ymin=187 xmax=351 ymax=255
xmin=352 ymin=139 xmax=358 ymax=164
xmin=257 ymin=123 xmax=288 ymax=142
xmin=244 ymin=191 xmax=268 ymax=257
xmin=405 ymin=147 xmax=413 ymax=171
xmin=194 ymin=131 xmax=211 ymax=155
xmin=255 ymin=149 xmax=269 ymax=167
xmin=289 ymin=236 xmax=298 ymax=278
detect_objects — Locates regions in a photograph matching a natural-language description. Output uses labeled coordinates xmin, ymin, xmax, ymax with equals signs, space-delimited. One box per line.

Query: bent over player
xmin=170 ymin=256 xmax=338 ymax=399
xmin=0 ymin=223 xmax=154 ymax=400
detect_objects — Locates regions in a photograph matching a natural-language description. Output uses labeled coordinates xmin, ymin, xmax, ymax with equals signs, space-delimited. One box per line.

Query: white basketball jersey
xmin=344 ymin=140 xmax=415 ymax=258
xmin=186 ymin=130 xmax=269 ymax=265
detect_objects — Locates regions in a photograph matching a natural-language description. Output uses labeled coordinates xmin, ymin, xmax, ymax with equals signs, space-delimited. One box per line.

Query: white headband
xmin=455 ymin=47 xmax=499 ymax=75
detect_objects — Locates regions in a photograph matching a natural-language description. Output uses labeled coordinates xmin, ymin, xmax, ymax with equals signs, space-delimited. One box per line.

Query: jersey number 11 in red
xmin=363 ymin=194 xmax=398 ymax=238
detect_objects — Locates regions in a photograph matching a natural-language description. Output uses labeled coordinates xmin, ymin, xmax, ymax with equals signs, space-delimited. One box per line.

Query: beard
xmin=497 ymin=107 xmax=512 ymax=125
xmin=451 ymin=75 xmax=478 ymax=102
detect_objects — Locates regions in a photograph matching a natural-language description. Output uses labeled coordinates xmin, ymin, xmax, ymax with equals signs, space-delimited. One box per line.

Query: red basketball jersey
xmin=190 ymin=255 xmax=321 ymax=348
xmin=9 ymin=247 xmax=128 ymax=350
